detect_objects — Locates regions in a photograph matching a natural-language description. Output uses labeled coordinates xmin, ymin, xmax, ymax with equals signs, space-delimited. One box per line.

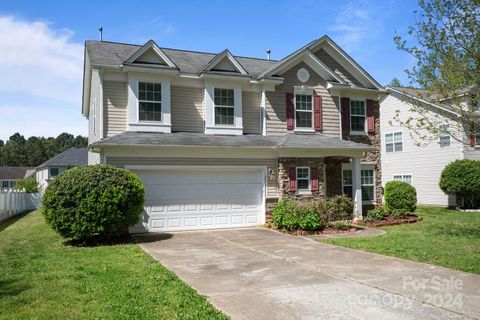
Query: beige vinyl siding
xmin=242 ymin=91 xmax=261 ymax=134
xmin=88 ymin=69 xmax=103 ymax=144
xmin=103 ymin=81 xmax=127 ymax=137
xmin=265 ymin=62 xmax=340 ymax=138
xmin=465 ymin=150 xmax=480 ymax=160
xmin=107 ymin=157 xmax=278 ymax=199
xmin=313 ymin=48 xmax=363 ymax=87
xmin=171 ymin=86 xmax=204 ymax=132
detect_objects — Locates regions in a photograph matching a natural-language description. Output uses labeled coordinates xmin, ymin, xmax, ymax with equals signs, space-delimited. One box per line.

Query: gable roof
xmin=201 ymin=49 xmax=248 ymax=75
xmin=124 ymin=40 xmax=178 ymax=69
xmin=0 ymin=167 xmax=34 ymax=180
xmin=386 ymin=86 xmax=460 ymax=115
xmin=36 ymin=148 xmax=88 ymax=169
xmin=85 ymin=40 xmax=279 ymax=78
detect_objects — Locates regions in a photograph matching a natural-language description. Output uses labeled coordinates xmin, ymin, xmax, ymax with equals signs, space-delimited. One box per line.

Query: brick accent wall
xmin=342 ymin=100 xmax=382 ymax=205
xmin=278 ymin=158 xmax=326 ymax=200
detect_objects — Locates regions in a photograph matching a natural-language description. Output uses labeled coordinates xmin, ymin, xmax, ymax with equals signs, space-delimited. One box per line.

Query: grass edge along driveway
xmin=0 ymin=210 xmax=228 ymax=320
xmin=321 ymin=206 xmax=480 ymax=275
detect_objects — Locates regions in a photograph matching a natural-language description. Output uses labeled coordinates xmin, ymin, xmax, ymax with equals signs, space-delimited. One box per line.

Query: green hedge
xmin=384 ymin=181 xmax=417 ymax=213
xmin=272 ymin=196 xmax=354 ymax=231
xmin=439 ymin=159 xmax=480 ymax=208
xmin=42 ymin=165 xmax=145 ymax=241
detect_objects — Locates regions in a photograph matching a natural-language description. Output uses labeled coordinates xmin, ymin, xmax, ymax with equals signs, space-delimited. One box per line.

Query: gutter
xmin=327 ymin=82 xmax=388 ymax=95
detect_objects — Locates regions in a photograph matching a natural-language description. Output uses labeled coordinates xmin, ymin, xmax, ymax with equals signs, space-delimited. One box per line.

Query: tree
xmin=393 ymin=0 xmax=480 ymax=145
xmin=388 ymin=78 xmax=403 ymax=87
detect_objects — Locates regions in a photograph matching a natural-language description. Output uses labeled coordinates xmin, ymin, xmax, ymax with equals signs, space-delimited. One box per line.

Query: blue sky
xmin=0 ymin=0 xmax=419 ymax=141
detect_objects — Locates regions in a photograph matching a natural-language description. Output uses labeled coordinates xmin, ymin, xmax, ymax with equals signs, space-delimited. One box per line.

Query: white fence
xmin=0 ymin=190 xmax=42 ymax=222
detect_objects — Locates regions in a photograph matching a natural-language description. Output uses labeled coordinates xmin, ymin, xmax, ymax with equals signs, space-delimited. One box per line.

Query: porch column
xmin=352 ymin=157 xmax=363 ymax=220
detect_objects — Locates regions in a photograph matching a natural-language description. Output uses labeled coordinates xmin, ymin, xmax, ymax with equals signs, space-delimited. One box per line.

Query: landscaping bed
xmin=266 ymin=222 xmax=360 ymax=236
xmin=358 ymin=214 xmax=422 ymax=227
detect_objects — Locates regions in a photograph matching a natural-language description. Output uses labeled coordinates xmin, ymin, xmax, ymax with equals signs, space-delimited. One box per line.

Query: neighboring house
xmin=0 ymin=167 xmax=34 ymax=190
xmin=381 ymin=85 xmax=480 ymax=206
xmin=82 ymin=35 xmax=387 ymax=232
xmin=35 ymin=147 xmax=88 ymax=192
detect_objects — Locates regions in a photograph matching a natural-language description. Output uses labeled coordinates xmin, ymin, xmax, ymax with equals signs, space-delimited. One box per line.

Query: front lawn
xmin=321 ymin=207 xmax=480 ymax=274
xmin=0 ymin=210 xmax=228 ymax=320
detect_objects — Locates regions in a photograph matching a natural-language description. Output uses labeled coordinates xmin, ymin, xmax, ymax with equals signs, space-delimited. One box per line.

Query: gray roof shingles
xmin=85 ymin=41 xmax=280 ymax=78
xmin=91 ymin=132 xmax=371 ymax=151
xmin=37 ymin=148 xmax=88 ymax=169
xmin=0 ymin=167 xmax=34 ymax=180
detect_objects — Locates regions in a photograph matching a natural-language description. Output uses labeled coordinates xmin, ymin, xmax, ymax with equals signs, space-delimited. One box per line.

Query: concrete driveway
xmin=135 ymin=228 xmax=480 ymax=320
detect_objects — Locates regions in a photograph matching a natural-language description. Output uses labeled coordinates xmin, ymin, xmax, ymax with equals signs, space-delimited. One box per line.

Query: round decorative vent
xmin=297 ymin=67 xmax=310 ymax=83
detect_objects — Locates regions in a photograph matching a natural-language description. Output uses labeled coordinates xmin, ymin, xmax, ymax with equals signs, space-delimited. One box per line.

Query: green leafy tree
xmin=14 ymin=177 xmax=39 ymax=193
xmin=393 ymin=0 xmax=480 ymax=145
xmin=388 ymin=78 xmax=403 ymax=87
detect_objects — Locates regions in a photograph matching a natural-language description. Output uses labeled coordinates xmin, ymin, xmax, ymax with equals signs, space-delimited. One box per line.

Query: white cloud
xmin=0 ymin=15 xmax=86 ymax=140
xmin=329 ymin=1 xmax=382 ymax=51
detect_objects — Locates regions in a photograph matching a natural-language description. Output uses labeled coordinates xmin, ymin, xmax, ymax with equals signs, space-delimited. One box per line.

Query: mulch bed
xmin=357 ymin=215 xmax=423 ymax=228
xmin=265 ymin=223 xmax=360 ymax=236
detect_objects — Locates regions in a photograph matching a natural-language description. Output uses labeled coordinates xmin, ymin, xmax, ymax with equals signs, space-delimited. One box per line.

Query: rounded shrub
xmin=272 ymin=199 xmax=325 ymax=231
xmin=366 ymin=206 xmax=385 ymax=221
xmin=42 ymin=165 xmax=145 ymax=241
xmin=439 ymin=159 xmax=480 ymax=208
xmin=384 ymin=181 xmax=417 ymax=213
xmin=325 ymin=195 xmax=354 ymax=222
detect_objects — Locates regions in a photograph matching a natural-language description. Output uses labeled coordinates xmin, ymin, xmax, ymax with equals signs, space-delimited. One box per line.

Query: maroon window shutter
xmin=366 ymin=99 xmax=375 ymax=134
xmin=314 ymin=94 xmax=323 ymax=132
xmin=341 ymin=97 xmax=350 ymax=132
xmin=310 ymin=167 xmax=319 ymax=191
xmin=289 ymin=167 xmax=296 ymax=192
xmin=286 ymin=93 xmax=295 ymax=131
xmin=470 ymin=122 xmax=476 ymax=147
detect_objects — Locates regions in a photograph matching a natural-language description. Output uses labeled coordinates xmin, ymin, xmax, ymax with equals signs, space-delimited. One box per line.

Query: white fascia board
xmin=304 ymin=50 xmax=346 ymax=84
xmin=124 ymin=40 xmax=177 ymax=69
xmin=82 ymin=49 xmax=92 ymax=117
xmin=319 ymin=41 xmax=383 ymax=90
xmin=386 ymin=86 xmax=460 ymax=117
xmin=201 ymin=49 xmax=248 ymax=75
xmin=122 ymin=65 xmax=179 ymax=75
xmin=199 ymin=73 xmax=251 ymax=81
xmin=125 ymin=165 xmax=266 ymax=171
xmin=327 ymin=82 xmax=388 ymax=95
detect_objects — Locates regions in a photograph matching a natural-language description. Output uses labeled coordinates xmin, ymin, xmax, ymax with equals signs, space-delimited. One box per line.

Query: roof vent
xmin=98 ymin=26 xmax=103 ymax=41
xmin=267 ymin=49 xmax=271 ymax=60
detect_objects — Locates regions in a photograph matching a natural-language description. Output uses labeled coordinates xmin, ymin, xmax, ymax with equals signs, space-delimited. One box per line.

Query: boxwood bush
xmin=42 ymin=165 xmax=145 ymax=241
xmin=384 ymin=181 xmax=417 ymax=213
xmin=439 ymin=159 xmax=480 ymax=209
xmin=325 ymin=195 xmax=354 ymax=221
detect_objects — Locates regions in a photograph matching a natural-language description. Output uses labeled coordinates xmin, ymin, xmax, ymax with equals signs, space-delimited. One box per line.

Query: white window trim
xmin=138 ymin=82 xmax=163 ymax=123
xmin=213 ymin=88 xmax=235 ymax=126
xmin=294 ymin=87 xmax=315 ymax=133
xmin=296 ymin=166 xmax=311 ymax=194
xmin=127 ymin=73 xmax=171 ymax=133
xmin=204 ymin=81 xmax=243 ymax=135
xmin=342 ymin=163 xmax=376 ymax=204
xmin=350 ymin=99 xmax=367 ymax=135
xmin=385 ymin=131 xmax=403 ymax=153
xmin=393 ymin=174 xmax=413 ymax=185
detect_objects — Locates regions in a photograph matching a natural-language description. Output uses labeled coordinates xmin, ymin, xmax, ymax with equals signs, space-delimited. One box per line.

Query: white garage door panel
xmin=132 ymin=168 xmax=265 ymax=232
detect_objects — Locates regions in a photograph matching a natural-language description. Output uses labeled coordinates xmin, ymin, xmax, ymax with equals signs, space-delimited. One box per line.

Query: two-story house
xmin=381 ymin=85 xmax=480 ymax=207
xmin=82 ymin=35 xmax=386 ymax=232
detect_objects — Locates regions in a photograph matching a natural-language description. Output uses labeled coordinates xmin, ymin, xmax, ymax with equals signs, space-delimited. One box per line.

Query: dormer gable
xmin=124 ymin=40 xmax=177 ymax=68
xmin=201 ymin=49 xmax=248 ymax=75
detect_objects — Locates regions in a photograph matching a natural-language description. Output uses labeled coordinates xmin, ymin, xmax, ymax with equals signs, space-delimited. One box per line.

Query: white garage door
xmin=131 ymin=167 xmax=265 ymax=232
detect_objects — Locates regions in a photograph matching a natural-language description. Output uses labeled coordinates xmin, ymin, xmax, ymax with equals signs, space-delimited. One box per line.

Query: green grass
xmin=321 ymin=207 xmax=480 ymax=274
xmin=0 ymin=210 xmax=228 ymax=320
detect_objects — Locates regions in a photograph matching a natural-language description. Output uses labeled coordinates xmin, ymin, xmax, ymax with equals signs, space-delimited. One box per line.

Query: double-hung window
xmin=295 ymin=94 xmax=313 ymax=129
xmin=394 ymin=175 xmax=412 ymax=184
xmin=296 ymin=167 xmax=310 ymax=192
xmin=214 ymin=88 xmax=234 ymax=125
xmin=385 ymin=132 xmax=403 ymax=152
xmin=342 ymin=167 xmax=375 ymax=203
xmin=2 ymin=181 xmax=9 ymax=188
xmin=139 ymin=82 xmax=162 ymax=122
xmin=350 ymin=100 xmax=366 ymax=132
xmin=439 ymin=124 xmax=450 ymax=147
